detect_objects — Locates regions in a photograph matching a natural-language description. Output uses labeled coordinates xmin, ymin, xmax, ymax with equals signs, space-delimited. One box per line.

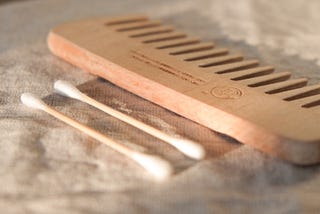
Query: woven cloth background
xmin=1 ymin=0 xmax=320 ymax=213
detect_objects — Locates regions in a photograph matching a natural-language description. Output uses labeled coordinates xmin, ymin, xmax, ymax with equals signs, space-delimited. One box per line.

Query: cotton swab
xmin=54 ymin=80 xmax=206 ymax=160
xmin=20 ymin=93 xmax=173 ymax=180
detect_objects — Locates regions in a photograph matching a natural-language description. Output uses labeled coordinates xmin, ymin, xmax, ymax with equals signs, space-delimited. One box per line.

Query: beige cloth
xmin=1 ymin=0 xmax=320 ymax=213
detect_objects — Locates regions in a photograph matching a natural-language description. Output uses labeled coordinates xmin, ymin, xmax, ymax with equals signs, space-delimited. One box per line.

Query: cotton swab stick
xmin=20 ymin=93 xmax=173 ymax=180
xmin=54 ymin=80 xmax=206 ymax=160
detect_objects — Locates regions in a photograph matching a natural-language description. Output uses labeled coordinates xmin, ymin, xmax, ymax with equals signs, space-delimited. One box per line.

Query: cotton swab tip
xmin=20 ymin=93 xmax=47 ymax=110
xmin=132 ymin=153 xmax=173 ymax=181
xmin=171 ymin=139 xmax=206 ymax=160
xmin=54 ymin=80 xmax=83 ymax=100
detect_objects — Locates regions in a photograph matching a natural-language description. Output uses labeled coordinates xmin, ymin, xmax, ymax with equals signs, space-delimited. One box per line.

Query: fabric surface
xmin=1 ymin=0 xmax=320 ymax=213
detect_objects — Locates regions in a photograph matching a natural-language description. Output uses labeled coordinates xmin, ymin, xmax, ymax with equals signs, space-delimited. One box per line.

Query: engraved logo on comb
xmin=210 ymin=86 xmax=243 ymax=99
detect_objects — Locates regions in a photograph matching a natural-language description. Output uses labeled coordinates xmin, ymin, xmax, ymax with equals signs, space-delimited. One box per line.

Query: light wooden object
xmin=47 ymin=15 xmax=320 ymax=165
xmin=53 ymin=80 xmax=205 ymax=159
xmin=20 ymin=93 xmax=173 ymax=180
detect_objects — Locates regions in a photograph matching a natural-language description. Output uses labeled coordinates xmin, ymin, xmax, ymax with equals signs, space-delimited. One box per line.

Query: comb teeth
xmin=154 ymin=37 xmax=200 ymax=49
xmin=209 ymin=60 xmax=260 ymax=74
xmin=109 ymin=18 xmax=320 ymax=109
xmin=128 ymin=25 xmax=175 ymax=37
xmin=276 ymin=84 xmax=320 ymax=100
xmin=197 ymin=54 xmax=243 ymax=67
xmin=223 ymin=66 xmax=275 ymax=80
xmin=113 ymin=20 xmax=162 ymax=32
xmin=167 ymin=42 xmax=215 ymax=55
xmin=105 ymin=15 xmax=148 ymax=26
xmin=257 ymin=78 xmax=308 ymax=94
xmin=291 ymin=94 xmax=320 ymax=108
xmin=240 ymin=72 xmax=291 ymax=87
xmin=180 ymin=49 xmax=229 ymax=61
xmin=139 ymin=32 xmax=187 ymax=43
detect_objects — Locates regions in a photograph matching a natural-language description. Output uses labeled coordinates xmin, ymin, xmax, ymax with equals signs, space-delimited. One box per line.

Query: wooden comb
xmin=48 ymin=15 xmax=320 ymax=165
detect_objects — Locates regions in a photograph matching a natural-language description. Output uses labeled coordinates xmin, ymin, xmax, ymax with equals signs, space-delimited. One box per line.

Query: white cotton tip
xmin=170 ymin=139 xmax=206 ymax=160
xmin=54 ymin=80 xmax=83 ymax=100
xmin=132 ymin=153 xmax=173 ymax=181
xmin=20 ymin=93 xmax=47 ymax=110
